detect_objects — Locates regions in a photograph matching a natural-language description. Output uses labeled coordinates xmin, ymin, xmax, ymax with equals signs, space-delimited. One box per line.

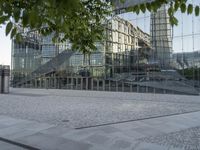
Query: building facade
xmin=11 ymin=16 xmax=151 ymax=86
xmin=11 ymin=31 xmax=42 ymax=85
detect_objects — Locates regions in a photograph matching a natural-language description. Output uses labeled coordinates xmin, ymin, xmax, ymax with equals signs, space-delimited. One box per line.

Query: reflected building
xmin=11 ymin=16 xmax=151 ymax=85
xmin=11 ymin=15 xmax=199 ymax=95
xmin=150 ymin=4 xmax=172 ymax=68
xmin=172 ymin=51 xmax=200 ymax=69
xmin=11 ymin=31 xmax=42 ymax=85
xmin=41 ymin=34 xmax=59 ymax=65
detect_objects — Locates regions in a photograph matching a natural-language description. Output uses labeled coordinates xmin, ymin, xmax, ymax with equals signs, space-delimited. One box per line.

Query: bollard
xmin=3 ymin=65 xmax=10 ymax=94
xmin=0 ymin=65 xmax=2 ymax=93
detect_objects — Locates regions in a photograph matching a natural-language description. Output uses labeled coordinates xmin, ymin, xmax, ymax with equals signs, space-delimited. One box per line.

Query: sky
xmin=0 ymin=25 xmax=11 ymax=65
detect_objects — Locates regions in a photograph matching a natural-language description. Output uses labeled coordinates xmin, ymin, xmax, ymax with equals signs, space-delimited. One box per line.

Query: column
xmin=109 ymin=80 xmax=111 ymax=91
xmin=130 ymin=84 xmax=133 ymax=92
xmin=116 ymin=81 xmax=118 ymax=92
xmin=122 ymin=82 xmax=124 ymax=92
xmin=91 ymin=78 xmax=93 ymax=90
xmin=86 ymin=78 xmax=88 ymax=90
xmin=103 ymin=80 xmax=105 ymax=91
xmin=75 ymin=78 xmax=77 ymax=90
xmin=97 ymin=79 xmax=99 ymax=91
xmin=81 ymin=78 xmax=83 ymax=90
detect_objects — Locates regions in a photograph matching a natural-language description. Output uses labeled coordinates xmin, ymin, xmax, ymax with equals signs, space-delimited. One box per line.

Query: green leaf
xmin=133 ymin=5 xmax=140 ymax=15
xmin=168 ymin=7 xmax=174 ymax=16
xmin=169 ymin=16 xmax=178 ymax=26
xmin=22 ymin=10 xmax=29 ymax=26
xmin=187 ymin=4 xmax=193 ymax=14
xmin=16 ymin=33 xmax=22 ymax=42
xmin=146 ymin=3 xmax=152 ymax=12
xmin=180 ymin=3 xmax=186 ymax=13
xmin=10 ymin=27 xmax=17 ymax=39
xmin=174 ymin=1 xmax=180 ymax=11
xmin=6 ymin=22 xmax=13 ymax=36
xmin=13 ymin=8 xmax=21 ymax=23
xmin=29 ymin=9 xmax=38 ymax=28
xmin=195 ymin=6 xmax=200 ymax=16
xmin=0 ymin=16 xmax=9 ymax=24
xmin=140 ymin=4 xmax=146 ymax=13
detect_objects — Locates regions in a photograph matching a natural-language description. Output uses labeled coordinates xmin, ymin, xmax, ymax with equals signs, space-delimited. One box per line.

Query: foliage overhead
xmin=0 ymin=0 xmax=199 ymax=54
xmin=0 ymin=0 xmax=110 ymax=54
xmin=117 ymin=0 xmax=200 ymax=26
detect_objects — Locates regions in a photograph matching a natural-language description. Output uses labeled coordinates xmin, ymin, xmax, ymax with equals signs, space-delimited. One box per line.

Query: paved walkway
xmin=0 ymin=111 xmax=200 ymax=150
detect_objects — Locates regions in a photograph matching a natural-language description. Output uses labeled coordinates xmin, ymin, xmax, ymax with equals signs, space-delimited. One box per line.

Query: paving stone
xmin=5 ymin=129 xmax=40 ymax=140
xmin=132 ymin=126 xmax=164 ymax=137
xmin=111 ymin=139 xmax=132 ymax=149
xmin=54 ymin=138 xmax=92 ymax=150
xmin=138 ymin=126 xmax=200 ymax=150
xmin=84 ymin=134 xmax=110 ymax=145
xmin=39 ymin=126 xmax=71 ymax=136
xmin=0 ymin=88 xmax=200 ymax=150
xmin=0 ymin=88 xmax=200 ymax=128
xmin=16 ymin=133 xmax=91 ymax=150
xmin=132 ymin=142 xmax=183 ymax=150
xmin=0 ymin=141 xmax=26 ymax=150
xmin=95 ymin=126 xmax=121 ymax=134
xmin=0 ymin=126 xmax=25 ymax=137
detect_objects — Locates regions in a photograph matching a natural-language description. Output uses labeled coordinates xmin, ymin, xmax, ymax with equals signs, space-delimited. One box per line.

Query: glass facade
xmin=41 ymin=34 xmax=59 ymax=64
xmin=11 ymin=16 xmax=151 ymax=85
xmin=11 ymin=31 xmax=42 ymax=85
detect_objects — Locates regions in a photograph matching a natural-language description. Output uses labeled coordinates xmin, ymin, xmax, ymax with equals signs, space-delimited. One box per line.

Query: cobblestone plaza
xmin=0 ymin=88 xmax=200 ymax=149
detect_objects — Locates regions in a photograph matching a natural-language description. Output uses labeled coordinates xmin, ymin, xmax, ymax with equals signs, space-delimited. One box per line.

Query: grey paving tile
xmin=62 ymin=129 xmax=97 ymax=141
xmin=0 ymin=124 xmax=8 ymax=129
xmin=16 ymin=133 xmax=91 ymax=150
xmin=39 ymin=126 xmax=71 ymax=136
xmin=141 ymin=118 xmax=169 ymax=126
xmin=132 ymin=142 xmax=183 ymax=150
xmin=0 ymin=141 xmax=26 ymax=150
xmin=55 ymin=138 xmax=92 ymax=150
xmin=110 ymin=139 xmax=132 ymax=149
xmin=95 ymin=126 xmax=121 ymax=134
xmin=132 ymin=126 xmax=164 ymax=137
xmin=5 ymin=129 xmax=39 ymax=140
xmin=113 ymin=121 xmax=148 ymax=131
xmin=0 ymin=118 xmax=24 ymax=126
xmin=23 ymin=122 xmax=54 ymax=132
xmin=0 ymin=126 xmax=25 ymax=137
xmin=121 ymin=130 xmax=147 ymax=139
xmin=84 ymin=134 xmax=110 ymax=145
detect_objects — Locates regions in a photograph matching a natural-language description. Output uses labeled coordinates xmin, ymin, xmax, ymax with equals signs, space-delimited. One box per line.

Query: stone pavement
xmin=1 ymin=88 xmax=200 ymax=129
xmin=0 ymin=111 xmax=200 ymax=150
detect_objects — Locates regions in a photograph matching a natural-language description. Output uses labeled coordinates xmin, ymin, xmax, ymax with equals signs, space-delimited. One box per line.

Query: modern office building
xmin=11 ymin=15 xmax=199 ymax=95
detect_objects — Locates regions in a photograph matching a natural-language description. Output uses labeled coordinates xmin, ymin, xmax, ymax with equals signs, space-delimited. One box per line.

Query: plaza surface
xmin=0 ymin=88 xmax=200 ymax=150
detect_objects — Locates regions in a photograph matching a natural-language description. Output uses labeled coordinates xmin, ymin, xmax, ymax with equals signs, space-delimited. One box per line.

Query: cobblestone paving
xmin=0 ymin=88 xmax=200 ymax=128
xmin=139 ymin=126 xmax=200 ymax=150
